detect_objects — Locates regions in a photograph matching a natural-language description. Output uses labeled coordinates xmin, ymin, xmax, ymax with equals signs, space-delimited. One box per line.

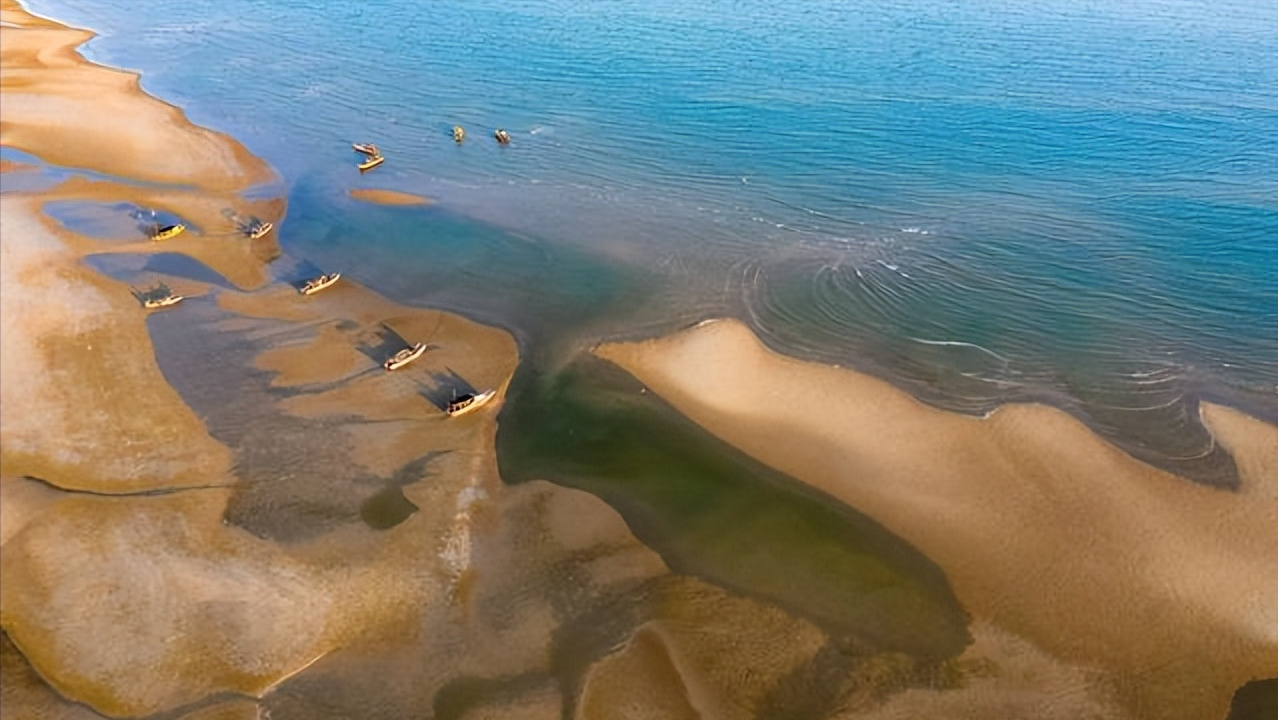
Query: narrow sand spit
xmin=3 ymin=3 xmax=1022 ymax=718
xmin=1 ymin=1 xmax=1256 ymax=718
xmin=349 ymin=188 xmax=433 ymax=206
xmin=597 ymin=318 xmax=1278 ymax=720
xmin=0 ymin=1 xmax=272 ymax=191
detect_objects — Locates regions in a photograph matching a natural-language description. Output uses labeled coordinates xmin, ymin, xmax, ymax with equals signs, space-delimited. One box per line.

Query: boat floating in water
xmin=246 ymin=220 xmax=274 ymax=239
xmin=150 ymin=223 xmax=186 ymax=242
xmin=358 ymin=154 xmax=385 ymax=172
xmin=299 ymin=272 xmax=341 ymax=295
xmin=494 ymin=128 xmax=511 ymax=144
xmin=452 ymin=126 xmax=465 ymax=142
xmin=446 ymin=389 xmax=496 ymax=417
xmin=383 ymin=342 xmax=427 ymax=371
xmin=352 ymin=142 xmax=380 ymax=156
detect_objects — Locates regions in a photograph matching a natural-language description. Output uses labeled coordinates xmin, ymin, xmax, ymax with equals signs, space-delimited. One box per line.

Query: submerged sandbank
xmin=349 ymin=188 xmax=433 ymax=206
xmin=4 ymin=1 xmax=1255 ymax=718
xmin=1 ymin=4 xmax=1052 ymax=718
xmin=597 ymin=318 xmax=1278 ymax=720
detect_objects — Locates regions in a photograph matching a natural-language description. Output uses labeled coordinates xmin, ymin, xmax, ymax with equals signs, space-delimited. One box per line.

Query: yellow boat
xmin=358 ymin=154 xmax=385 ymax=172
xmin=150 ymin=224 xmax=186 ymax=242
xmin=452 ymin=126 xmax=466 ymax=142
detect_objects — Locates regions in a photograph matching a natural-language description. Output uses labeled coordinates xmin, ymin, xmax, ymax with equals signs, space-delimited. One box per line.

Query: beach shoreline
xmin=0 ymin=0 xmax=513 ymax=714
xmin=4 ymin=1 xmax=1275 ymax=718
xmin=596 ymin=317 xmax=1278 ymax=720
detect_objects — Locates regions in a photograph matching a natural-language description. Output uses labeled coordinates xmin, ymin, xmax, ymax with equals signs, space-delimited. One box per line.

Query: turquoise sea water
xmin=26 ymin=0 xmax=1278 ymax=479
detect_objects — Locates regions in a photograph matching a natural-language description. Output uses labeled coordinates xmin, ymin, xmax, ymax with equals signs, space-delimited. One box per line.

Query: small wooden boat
xmin=358 ymin=154 xmax=385 ymax=172
xmin=299 ymin=272 xmax=341 ymax=295
xmin=143 ymin=294 xmax=184 ymax=309
xmin=150 ymin=224 xmax=186 ymax=242
xmin=446 ymin=389 xmax=496 ymax=417
xmin=352 ymin=142 xmax=380 ymax=156
xmin=452 ymin=126 xmax=465 ymax=142
xmin=383 ymin=342 xmax=427 ymax=371
xmin=247 ymin=221 xmax=274 ymax=240
xmin=494 ymin=129 xmax=511 ymax=144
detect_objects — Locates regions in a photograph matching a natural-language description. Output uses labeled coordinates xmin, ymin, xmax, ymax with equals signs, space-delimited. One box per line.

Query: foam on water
xmin=31 ymin=0 xmax=1278 ymax=477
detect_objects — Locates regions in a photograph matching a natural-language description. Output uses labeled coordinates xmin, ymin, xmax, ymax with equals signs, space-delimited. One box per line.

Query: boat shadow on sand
xmin=358 ymin=323 xmax=436 ymax=370
xmin=416 ymin=368 xmax=479 ymax=413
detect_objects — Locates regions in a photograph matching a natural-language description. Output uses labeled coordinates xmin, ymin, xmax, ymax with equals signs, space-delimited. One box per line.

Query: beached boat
xmin=358 ymin=154 xmax=385 ymax=172
xmin=383 ymin=342 xmax=427 ymax=371
xmin=299 ymin=272 xmax=341 ymax=295
xmin=143 ymin=294 xmax=184 ymax=309
xmin=352 ymin=142 xmax=380 ymax=156
xmin=446 ymin=389 xmax=496 ymax=417
xmin=452 ymin=126 xmax=465 ymax=142
xmin=150 ymin=223 xmax=186 ymax=241
xmin=493 ymin=129 xmax=511 ymax=144
xmin=247 ymin=221 xmax=274 ymax=239
xmin=138 ymin=289 xmax=184 ymax=309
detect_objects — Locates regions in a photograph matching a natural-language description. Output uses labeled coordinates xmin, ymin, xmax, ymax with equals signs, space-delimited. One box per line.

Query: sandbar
xmin=349 ymin=188 xmax=433 ymax=206
xmin=597 ymin=318 xmax=1278 ymax=720
xmin=5 ymin=1 xmax=1250 ymax=718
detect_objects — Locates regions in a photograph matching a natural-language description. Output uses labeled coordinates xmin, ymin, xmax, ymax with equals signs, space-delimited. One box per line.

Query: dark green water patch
xmin=496 ymin=355 xmax=971 ymax=661
xmin=1227 ymin=678 xmax=1278 ymax=720
xmin=360 ymin=485 xmax=419 ymax=530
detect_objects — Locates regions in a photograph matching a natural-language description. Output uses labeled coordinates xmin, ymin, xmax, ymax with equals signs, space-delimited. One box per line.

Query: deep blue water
xmin=28 ymin=0 xmax=1278 ymax=472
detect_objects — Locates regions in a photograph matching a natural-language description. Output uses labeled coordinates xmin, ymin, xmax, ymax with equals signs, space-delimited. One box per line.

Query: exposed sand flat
xmin=36 ymin=174 xmax=284 ymax=289
xmin=0 ymin=196 xmax=234 ymax=492
xmin=0 ymin=485 xmax=402 ymax=716
xmin=3 ymin=1 xmax=1255 ymax=718
xmin=0 ymin=1 xmax=273 ymax=191
xmin=349 ymin=188 xmax=433 ymax=206
xmin=597 ymin=318 xmax=1278 ymax=720
xmin=844 ymin=622 xmax=1122 ymax=720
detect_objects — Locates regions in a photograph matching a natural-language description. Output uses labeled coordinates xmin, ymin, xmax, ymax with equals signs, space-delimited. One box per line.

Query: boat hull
xmin=299 ymin=273 xmax=341 ymax=295
xmin=150 ymin=224 xmax=185 ymax=241
xmin=446 ymin=390 xmax=496 ymax=417
xmin=383 ymin=343 xmax=427 ymax=371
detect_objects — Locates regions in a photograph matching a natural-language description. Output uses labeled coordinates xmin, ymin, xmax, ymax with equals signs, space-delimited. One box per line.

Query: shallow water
xmin=12 ymin=0 xmax=1278 ymax=713
xmin=35 ymin=0 xmax=1277 ymax=463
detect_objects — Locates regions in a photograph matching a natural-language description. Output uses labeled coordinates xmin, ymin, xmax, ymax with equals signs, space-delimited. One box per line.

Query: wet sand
xmin=5 ymin=1 xmax=1267 ymax=718
xmin=349 ymin=188 xmax=433 ymax=206
xmin=597 ymin=318 xmax=1278 ymax=720
xmin=2 ymin=3 xmax=1016 ymax=718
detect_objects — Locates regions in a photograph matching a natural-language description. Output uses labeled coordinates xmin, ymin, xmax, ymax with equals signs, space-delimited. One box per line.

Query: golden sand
xmin=597 ymin=318 xmax=1278 ymax=720
xmin=4 ymin=5 xmax=924 ymax=718
xmin=0 ymin=196 xmax=235 ymax=492
xmin=349 ymin=187 xmax=433 ymax=206
xmin=2 ymin=1 xmax=1253 ymax=718
xmin=0 ymin=1 xmax=272 ymax=191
